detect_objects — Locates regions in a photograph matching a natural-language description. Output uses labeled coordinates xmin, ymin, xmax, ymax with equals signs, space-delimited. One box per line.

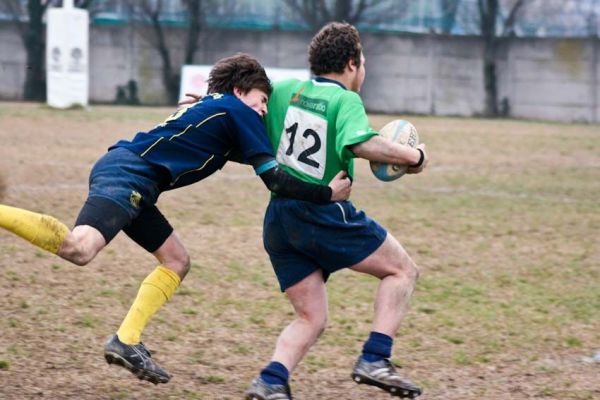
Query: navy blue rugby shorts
xmin=86 ymin=147 xmax=164 ymax=218
xmin=263 ymin=197 xmax=387 ymax=292
xmin=75 ymin=147 xmax=172 ymax=251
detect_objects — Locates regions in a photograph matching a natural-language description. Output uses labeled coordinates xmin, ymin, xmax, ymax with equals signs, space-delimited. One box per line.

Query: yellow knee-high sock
xmin=117 ymin=266 xmax=181 ymax=345
xmin=0 ymin=204 xmax=69 ymax=254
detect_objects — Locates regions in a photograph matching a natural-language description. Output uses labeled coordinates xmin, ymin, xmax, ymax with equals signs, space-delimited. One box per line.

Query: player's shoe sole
xmin=103 ymin=334 xmax=171 ymax=385
xmin=352 ymin=371 xmax=420 ymax=398
xmin=245 ymin=394 xmax=291 ymax=400
xmin=351 ymin=357 xmax=422 ymax=398
xmin=104 ymin=351 xmax=169 ymax=385
xmin=245 ymin=376 xmax=292 ymax=400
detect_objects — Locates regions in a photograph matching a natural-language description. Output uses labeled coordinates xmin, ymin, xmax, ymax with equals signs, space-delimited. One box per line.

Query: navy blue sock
xmin=361 ymin=331 xmax=393 ymax=362
xmin=260 ymin=361 xmax=289 ymax=386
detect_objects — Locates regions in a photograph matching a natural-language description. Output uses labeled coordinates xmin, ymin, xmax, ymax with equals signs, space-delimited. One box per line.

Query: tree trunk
xmin=156 ymin=31 xmax=179 ymax=105
xmin=479 ymin=0 xmax=528 ymax=117
xmin=440 ymin=0 xmax=460 ymax=34
xmin=23 ymin=0 xmax=47 ymax=101
xmin=333 ymin=0 xmax=352 ymax=22
xmin=479 ymin=0 xmax=498 ymax=116
xmin=183 ymin=0 xmax=202 ymax=65
xmin=483 ymin=42 xmax=498 ymax=116
xmin=148 ymin=5 xmax=179 ymax=105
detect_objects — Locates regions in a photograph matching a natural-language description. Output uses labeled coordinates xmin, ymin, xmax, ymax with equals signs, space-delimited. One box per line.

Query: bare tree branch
xmin=333 ymin=0 xmax=352 ymax=22
xmin=22 ymin=0 xmax=55 ymax=100
xmin=502 ymin=0 xmax=527 ymax=36
xmin=140 ymin=0 xmax=178 ymax=103
xmin=318 ymin=0 xmax=331 ymax=24
xmin=285 ymin=0 xmax=325 ymax=29
xmin=478 ymin=0 xmax=532 ymax=117
xmin=349 ymin=0 xmax=369 ymax=24
xmin=440 ymin=0 xmax=461 ymax=34
xmin=183 ymin=0 xmax=203 ymax=65
xmin=284 ymin=0 xmax=382 ymax=30
xmin=5 ymin=0 xmax=26 ymax=38
xmin=4 ymin=0 xmax=90 ymax=100
xmin=131 ymin=0 xmax=212 ymax=104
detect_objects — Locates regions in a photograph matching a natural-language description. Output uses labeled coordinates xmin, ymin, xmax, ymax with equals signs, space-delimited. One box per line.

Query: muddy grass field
xmin=0 ymin=102 xmax=598 ymax=400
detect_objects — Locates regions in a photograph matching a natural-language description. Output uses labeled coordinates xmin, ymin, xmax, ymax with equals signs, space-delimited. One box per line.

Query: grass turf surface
xmin=0 ymin=103 xmax=598 ymax=399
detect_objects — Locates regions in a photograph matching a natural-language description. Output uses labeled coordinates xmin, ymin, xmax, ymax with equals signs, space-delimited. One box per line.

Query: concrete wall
xmin=497 ymin=38 xmax=600 ymax=123
xmin=361 ymin=34 xmax=487 ymax=116
xmin=0 ymin=25 xmax=26 ymax=100
xmin=1 ymin=22 xmax=598 ymax=123
xmin=88 ymin=27 xmax=313 ymax=105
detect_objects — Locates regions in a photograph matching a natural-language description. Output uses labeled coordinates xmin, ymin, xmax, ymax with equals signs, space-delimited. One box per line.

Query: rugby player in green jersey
xmin=0 ymin=54 xmax=352 ymax=385
xmin=244 ymin=23 xmax=429 ymax=399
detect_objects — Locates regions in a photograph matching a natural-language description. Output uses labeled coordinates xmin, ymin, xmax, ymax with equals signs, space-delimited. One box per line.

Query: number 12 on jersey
xmin=276 ymin=106 xmax=327 ymax=180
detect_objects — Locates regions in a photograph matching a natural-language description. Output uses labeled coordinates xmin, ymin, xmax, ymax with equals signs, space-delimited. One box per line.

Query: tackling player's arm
xmin=249 ymin=154 xmax=351 ymax=203
xmin=226 ymin=92 xmax=351 ymax=203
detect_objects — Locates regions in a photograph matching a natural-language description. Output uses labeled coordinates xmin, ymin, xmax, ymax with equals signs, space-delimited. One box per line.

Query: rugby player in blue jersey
xmin=0 ymin=53 xmax=351 ymax=385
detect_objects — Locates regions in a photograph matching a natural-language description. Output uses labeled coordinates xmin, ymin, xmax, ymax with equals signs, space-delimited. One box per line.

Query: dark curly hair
xmin=207 ymin=53 xmax=272 ymax=96
xmin=308 ymin=22 xmax=362 ymax=76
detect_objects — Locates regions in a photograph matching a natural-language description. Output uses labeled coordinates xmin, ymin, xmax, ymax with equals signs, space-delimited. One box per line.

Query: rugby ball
xmin=370 ymin=119 xmax=419 ymax=182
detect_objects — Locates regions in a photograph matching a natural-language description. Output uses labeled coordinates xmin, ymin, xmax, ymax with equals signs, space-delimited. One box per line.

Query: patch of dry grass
xmin=0 ymin=172 xmax=6 ymax=202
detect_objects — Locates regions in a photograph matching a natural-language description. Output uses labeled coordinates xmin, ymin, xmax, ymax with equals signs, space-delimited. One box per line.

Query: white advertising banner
xmin=178 ymin=65 xmax=310 ymax=102
xmin=46 ymin=6 xmax=89 ymax=108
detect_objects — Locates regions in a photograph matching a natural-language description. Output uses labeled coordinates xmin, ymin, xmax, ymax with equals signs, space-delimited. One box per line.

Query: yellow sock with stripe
xmin=0 ymin=204 xmax=69 ymax=254
xmin=117 ymin=266 xmax=181 ymax=345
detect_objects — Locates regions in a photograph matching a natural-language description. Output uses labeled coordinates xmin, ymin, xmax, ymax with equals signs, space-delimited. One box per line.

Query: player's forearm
xmin=249 ymin=154 xmax=332 ymax=203
xmin=352 ymin=135 xmax=421 ymax=165
xmin=259 ymin=167 xmax=332 ymax=204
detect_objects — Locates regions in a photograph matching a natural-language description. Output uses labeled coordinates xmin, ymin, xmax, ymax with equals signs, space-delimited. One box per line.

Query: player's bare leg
xmin=246 ymin=270 xmax=327 ymax=400
xmin=349 ymin=233 xmax=422 ymax=398
xmin=151 ymin=231 xmax=191 ymax=280
xmin=351 ymin=234 xmax=418 ymax=335
xmin=272 ymin=270 xmax=328 ymax=371
xmin=57 ymin=225 xmax=106 ymax=265
xmin=0 ymin=204 xmax=106 ymax=264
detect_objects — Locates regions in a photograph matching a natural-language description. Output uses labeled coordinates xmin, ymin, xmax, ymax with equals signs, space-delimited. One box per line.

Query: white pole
xmin=46 ymin=2 xmax=89 ymax=108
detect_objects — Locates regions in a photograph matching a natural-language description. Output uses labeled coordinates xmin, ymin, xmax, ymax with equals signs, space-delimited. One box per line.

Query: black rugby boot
xmin=245 ymin=376 xmax=292 ymax=400
xmin=351 ymin=357 xmax=422 ymax=398
xmin=104 ymin=334 xmax=171 ymax=384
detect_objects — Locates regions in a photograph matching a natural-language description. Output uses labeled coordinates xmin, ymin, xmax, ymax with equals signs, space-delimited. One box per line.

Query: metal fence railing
xmin=1 ymin=0 xmax=599 ymax=37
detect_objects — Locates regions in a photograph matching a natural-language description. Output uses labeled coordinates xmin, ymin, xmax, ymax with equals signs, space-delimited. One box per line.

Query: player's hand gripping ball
xmin=370 ymin=119 xmax=420 ymax=182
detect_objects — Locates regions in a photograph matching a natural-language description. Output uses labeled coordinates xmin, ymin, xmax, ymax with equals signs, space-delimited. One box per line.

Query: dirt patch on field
xmin=0 ymin=173 xmax=6 ymax=202
xmin=0 ymin=103 xmax=599 ymax=399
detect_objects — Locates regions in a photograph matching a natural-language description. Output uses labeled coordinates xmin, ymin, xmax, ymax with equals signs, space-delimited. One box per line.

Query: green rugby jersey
xmin=265 ymin=77 xmax=377 ymax=186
